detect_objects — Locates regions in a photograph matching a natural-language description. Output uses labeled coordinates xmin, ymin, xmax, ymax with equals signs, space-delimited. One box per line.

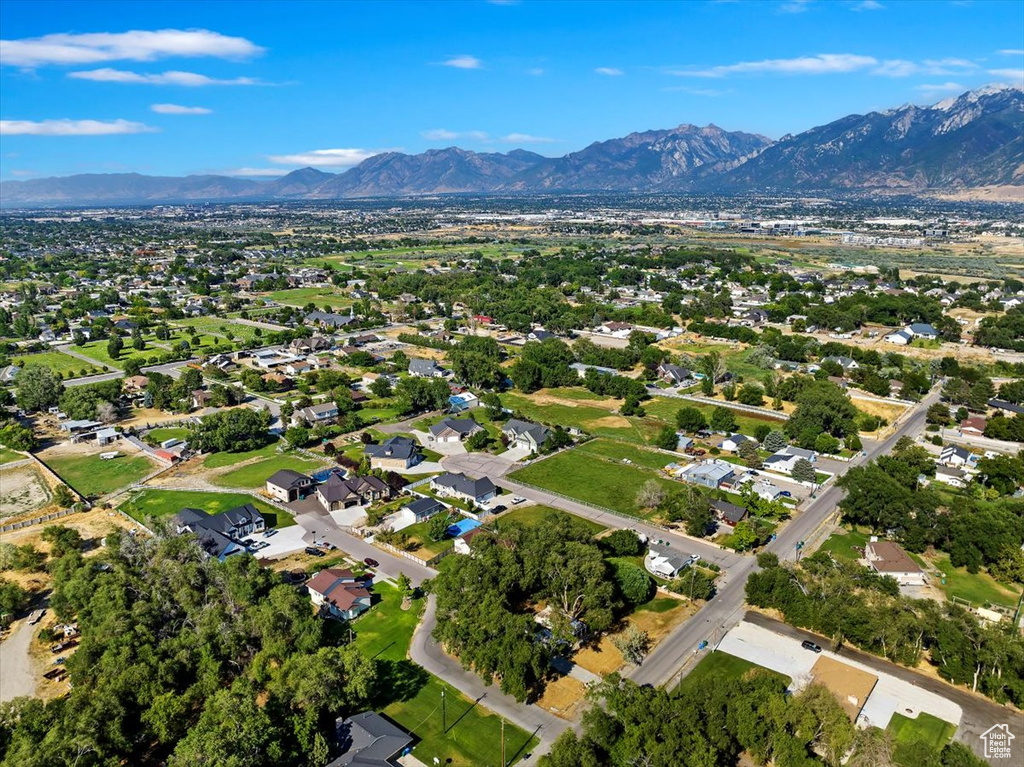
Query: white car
xmin=511 ymin=496 xmax=526 ymax=505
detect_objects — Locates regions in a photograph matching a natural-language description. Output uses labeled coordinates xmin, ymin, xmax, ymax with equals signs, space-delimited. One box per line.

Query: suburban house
xmin=392 ymin=496 xmax=445 ymax=529
xmin=934 ymin=465 xmax=968 ymax=488
xmin=306 ymin=309 xmax=356 ymax=329
xmin=427 ymin=417 xmax=483 ymax=444
xmin=430 ymin=472 xmax=497 ymax=505
xmin=408 ymin=358 xmax=445 ymax=378
xmin=327 ymin=711 xmax=413 ymax=767
xmin=821 ymin=355 xmax=860 ymax=372
xmin=939 ymin=444 xmax=976 ymax=468
xmin=678 ymin=459 xmax=735 ymax=489
xmin=720 ymin=433 xmax=755 ymax=453
xmin=364 ymin=436 xmax=422 ymax=470
xmin=737 ymin=476 xmax=784 ymax=501
xmin=763 ymin=446 xmax=817 ymax=475
xmin=657 ymin=363 xmax=692 ymax=385
xmin=290 ymin=335 xmax=332 ymax=354
xmin=884 ymin=329 xmax=914 ymax=345
xmin=265 ymin=469 xmax=315 ymax=503
xmin=361 ymin=371 xmax=398 ymax=390
xmin=676 ymin=434 xmax=694 ymax=452
xmin=448 ymin=391 xmax=480 ymax=412
xmin=711 ymin=499 xmax=748 ymax=527
xmin=172 ymin=504 xmax=265 ymax=561
xmin=960 ymin=416 xmax=987 ymax=437
xmin=864 ymin=540 xmax=926 ymax=586
xmin=502 ymin=419 xmax=550 ymax=451
xmin=644 ymin=548 xmax=691 ymax=579
xmin=317 ymin=474 xmax=391 ymax=512
xmin=295 ymin=402 xmax=340 ymax=424
xmin=306 ymin=568 xmax=372 ymax=620
xmin=453 ymin=525 xmax=484 ymax=556
xmin=886 ymin=322 xmax=940 ymax=345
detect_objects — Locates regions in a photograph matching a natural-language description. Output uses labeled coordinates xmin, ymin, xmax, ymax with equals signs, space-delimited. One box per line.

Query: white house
xmin=306 ymin=568 xmax=372 ymax=620
xmin=720 ymin=433 xmax=755 ymax=453
xmin=644 ymin=549 xmax=691 ymax=579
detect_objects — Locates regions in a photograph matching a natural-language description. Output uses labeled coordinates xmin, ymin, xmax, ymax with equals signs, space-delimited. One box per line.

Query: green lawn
xmin=267 ymin=287 xmax=354 ymax=310
xmin=674 ymin=651 xmax=790 ymax=696
xmin=14 ymin=350 xmax=101 ymax=379
xmin=170 ymin=317 xmax=261 ymax=342
xmin=0 ymin=447 xmax=26 ymax=465
xmin=203 ymin=439 xmax=282 ymax=469
xmin=143 ymin=427 xmax=191 ymax=447
xmin=643 ymin=396 xmax=785 ymax=438
xmin=889 ymin=711 xmax=957 ymax=767
xmin=353 ymin=584 xmax=538 ymax=766
xmin=501 ymin=390 xmax=661 ymax=445
xmin=71 ymin=340 xmax=154 ymax=370
xmin=817 ymin=528 xmax=870 ymax=564
xmin=926 ymin=552 xmax=1021 ymax=608
xmin=509 ymin=447 xmax=677 ymax=518
xmin=45 ymin=452 xmax=155 ymax=498
xmin=123 ymin=489 xmax=294 ymax=528
xmin=576 ymin=438 xmax=678 ymax=471
xmin=493 ymin=504 xmax=607 ymax=536
xmin=211 ymin=453 xmax=323 ymax=489
xmin=399 ymin=519 xmax=455 ymax=557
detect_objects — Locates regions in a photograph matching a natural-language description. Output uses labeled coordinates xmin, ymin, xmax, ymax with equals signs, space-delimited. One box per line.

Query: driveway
xmin=442 ymin=450 xmax=521 ymax=478
xmin=718 ymin=620 xmax=964 ymax=731
xmin=0 ymin=618 xmax=38 ymax=702
xmin=254 ymin=525 xmax=308 ymax=560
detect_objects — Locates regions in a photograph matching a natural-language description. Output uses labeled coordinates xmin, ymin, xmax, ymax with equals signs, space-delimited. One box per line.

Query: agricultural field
xmin=352 ymin=583 xmax=538 ymax=766
xmin=123 ymin=489 xmax=294 ymax=528
xmin=43 ymin=450 xmax=155 ymax=499
xmin=14 ymin=350 xmax=102 ymax=379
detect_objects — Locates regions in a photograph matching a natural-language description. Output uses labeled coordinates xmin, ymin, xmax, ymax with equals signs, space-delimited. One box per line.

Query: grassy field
xmin=14 ymin=350 xmax=101 ymax=379
xmin=816 ymin=527 xmax=870 ymax=564
xmin=123 ymin=489 xmax=294 ymax=528
xmin=926 ymin=551 xmax=1021 ymax=608
xmin=643 ymin=396 xmax=785 ymax=438
xmin=203 ymin=440 xmax=282 ymax=469
xmin=501 ymin=390 xmax=661 ymax=445
xmin=576 ymin=438 xmax=678 ymax=470
xmin=70 ymin=340 xmax=156 ymax=370
xmin=494 ymin=504 xmax=607 ymax=536
xmin=170 ymin=317 xmax=261 ymax=342
xmin=509 ymin=446 xmax=677 ymax=518
xmin=143 ymin=427 xmax=191 ymax=446
xmin=674 ymin=651 xmax=790 ymax=696
xmin=353 ymin=583 xmax=538 ymax=766
xmin=266 ymin=287 xmax=354 ymax=310
xmin=45 ymin=452 xmax=154 ymax=498
xmin=399 ymin=519 xmax=455 ymax=557
xmin=0 ymin=447 xmax=26 ymax=465
xmin=889 ymin=712 xmax=956 ymax=766
xmin=210 ymin=453 xmax=323 ymax=489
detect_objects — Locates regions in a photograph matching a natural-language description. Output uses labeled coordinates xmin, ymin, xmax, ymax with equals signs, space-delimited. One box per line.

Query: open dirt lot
xmin=0 ymin=462 xmax=54 ymax=521
xmin=0 ymin=507 xmax=139 ymax=554
xmin=535 ymin=675 xmax=588 ymax=720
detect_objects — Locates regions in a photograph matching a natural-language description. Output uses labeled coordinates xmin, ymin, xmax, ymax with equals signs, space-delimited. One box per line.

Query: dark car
xmin=363 ymin=557 xmax=379 ymax=568
xmin=304 ymin=546 xmax=325 ymax=557
xmin=801 ymin=640 xmax=823 ymax=653
xmin=491 ymin=505 xmax=507 ymax=514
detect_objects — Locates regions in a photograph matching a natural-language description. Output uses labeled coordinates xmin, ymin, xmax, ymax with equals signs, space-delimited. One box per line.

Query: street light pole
xmin=441 ymin=686 xmax=446 ymax=734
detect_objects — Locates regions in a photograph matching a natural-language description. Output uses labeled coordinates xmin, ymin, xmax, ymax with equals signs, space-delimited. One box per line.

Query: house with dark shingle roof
xmin=502 ymin=419 xmax=550 ymax=451
xmin=363 ymin=436 xmax=422 ymax=470
xmin=327 ymin=711 xmax=413 ymax=767
xmin=172 ymin=504 xmax=265 ymax=560
xmin=316 ymin=474 xmax=390 ymax=512
xmin=428 ymin=417 xmax=483 ymax=444
xmin=265 ymin=469 xmax=315 ymax=502
xmin=430 ymin=472 xmax=496 ymax=504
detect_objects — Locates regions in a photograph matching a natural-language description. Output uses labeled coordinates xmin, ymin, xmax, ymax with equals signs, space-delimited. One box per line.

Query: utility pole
xmin=501 ymin=717 xmax=505 ymax=767
xmin=441 ymin=686 xmax=446 ymax=734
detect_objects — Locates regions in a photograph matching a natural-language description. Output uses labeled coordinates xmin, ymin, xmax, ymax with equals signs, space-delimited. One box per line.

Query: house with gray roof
xmin=327 ymin=711 xmax=412 ymax=767
xmin=678 ymin=459 xmax=735 ymax=489
xmin=502 ymin=418 xmax=550 ymax=451
xmin=317 ymin=474 xmax=390 ymax=512
xmin=172 ymin=504 xmax=265 ymax=561
xmin=408 ymin=358 xmax=445 ymax=378
xmin=428 ymin=417 xmax=483 ymax=444
xmin=266 ymin=469 xmax=315 ymax=502
xmin=430 ymin=472 xmax=496 ymax=505
xmin=363 ymin=436 xmax=422 ymax=470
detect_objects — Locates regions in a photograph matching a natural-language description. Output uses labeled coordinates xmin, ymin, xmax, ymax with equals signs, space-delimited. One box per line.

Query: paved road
xmin=0 ymin=619 xmax=38 ymax=703
xmin=746 ymin=613 xmax=1024 ymax=761
xmin=410 ymin=595 xmax=570 ymax=760
xmin=631 ymin=386 xmax=942 ymax=687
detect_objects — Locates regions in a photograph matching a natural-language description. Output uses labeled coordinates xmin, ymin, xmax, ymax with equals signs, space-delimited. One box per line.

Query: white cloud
xmin=779 ymin=0 xmax=813 ymax=13
xmin=915 ymin=82 xmax=965 ymax=93
xmin=266 ymin=148 xmax=382 ymax=167
xmin=595 ymin=67 xmax=624 ymax=76
xmin=501 ymin=133 xmax=557 ymax=143
xmin=0 ymin=118 xmax=156 ymax=136
xmin=670 ymin=53 xmax=877 ymax=78
xmin=421 ymin=128 xmax=490 ymax=141
xmin=851 ymin=0 xmax=883 ymax=9
xmin=0 ymin=29 xmax=262 ymax=68
xmin=441 ymin=55 xmax=482 ymax=69
xmin=874 ymin=58 xmax=977 ymax=77
xmin=223 ymin=167 xmax=290 ymax=177
xmin=68 ymin=68 xmax=259 ymax=86
xmin=150 ymin=103 xmax=211 ymax=114
xmin=989 ymin=68 xmax=1024 ymax=81
xmin=998 ymin=49 xmax=1024 ymax=55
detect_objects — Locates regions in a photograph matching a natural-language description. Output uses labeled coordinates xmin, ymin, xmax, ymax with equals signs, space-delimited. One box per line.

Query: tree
xmin=653 ymin=426 xmax=679 ymax=451
xmin=676 ymin=406 xmax=707 ymax=433
xmin=763 ymin=429 xmax=788 ymax=452
xmin=427 ymin=512 xmax=454 ymax=542
xmin=926 ymin=402 xmax=951 ymax=425
xmin=738 ymin=439 xmax=761 ymax=468
xmin=41 ymin=526 xmax=82 ymax=558
xmin=14 ymin=364 xmax=63 ymax=412
xmin=601 ymin=529 xmax=645 ymax=557
xmin=52 ymin=485 xmax=75 ymax=508
xmin=815 ymin=432 xmax=841 ymax=454
xmin=612 ymin=626 xmax=650 ymax=665
xmin=710 ymin=406 xmax=737 ymax=433
xmin=285 ymin=425 xmax=311 ymax=449
xmin=612 ymin=562 xmax=653 ymax=605
xmin=465 ymin=430 xmax=491 ymax=451
xmin=791 ymin=458 xmax=816 ymax=484
xmin=189 ymin=408 xmax=273 ymax=453
xmin=635 ymin=479 xmax=667 ymax=510
xmin=368 ymin=377 xmax=392 ymax=398
xmin=396 ymin=572 xmax=412 ymax=595
xmin=786 ymin=380 xmax=858 ymax=440
xmin=737 ymin=383 xmax=765 ymax=407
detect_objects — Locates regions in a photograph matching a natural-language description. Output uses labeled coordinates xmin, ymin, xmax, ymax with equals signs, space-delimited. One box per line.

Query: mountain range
xmin=2 ymin=85 xmax=1021 ymax=205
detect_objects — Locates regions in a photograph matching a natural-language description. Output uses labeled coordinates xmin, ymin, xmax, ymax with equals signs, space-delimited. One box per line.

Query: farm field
xmin=14 ymin=350 xmax=101 ymax=378
xmin=123 ymin=489 xmax=294 ymax=528
xmin=352 ymin=583 xmax=537 ymax=766
xmin=509 ymin=444 xmax=677 ymax=518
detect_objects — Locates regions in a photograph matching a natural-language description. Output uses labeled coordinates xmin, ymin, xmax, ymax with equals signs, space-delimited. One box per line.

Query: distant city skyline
xmin=1 ymin=0 xmax=1022 ymax=181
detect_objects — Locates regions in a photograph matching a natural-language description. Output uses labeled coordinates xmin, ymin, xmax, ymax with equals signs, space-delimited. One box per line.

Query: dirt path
xmin=0 ymin=619 xmax=39 ymax=702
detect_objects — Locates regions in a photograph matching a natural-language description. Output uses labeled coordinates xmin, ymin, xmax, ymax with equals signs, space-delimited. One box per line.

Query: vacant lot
xmin=924 ymin=551 xmax=1021 ymax=608
xmin=509 ymin=446 xmax=677 ymax=518
xmin=501 ymin=389 xmax=660 ymax=444
xmin=674 ymin=650 xmax=790 ymax=696
xmin=494 ymin=504 xmax=607 ymax=536
xmin=43 ymin=450 xmax=155 ymax=499
xmin=266 ymin=287 xmax=354 ymax=310
xmin=203 ymin=440 xmax=282 ymax=469
xmin=123 ymin=489 xmax=294 ymax=528
xmin=576 ymin=438 xmax=677 ymax=471
xmin=0 ymin=462 xmax=53 ymax=520
xmin=14 ymin=350 xmax=100 ymax=379
xmin=171 ymin=317 xmax=261 ymax=342
xmin=210 ymin=453 xmax=323 ymax=489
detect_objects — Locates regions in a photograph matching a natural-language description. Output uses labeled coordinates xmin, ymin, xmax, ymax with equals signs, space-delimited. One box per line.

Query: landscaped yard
xmin=70 ymin=340 xmax=156 ymax=370
xmin=674 ymin=650 xmax=790 ymax=696
xmin=353 ymin=583 xmax=538 ymax=766
xmin=925 ymin=551 xmax=1022 ymax=608
xmin=123 ymin=489 xmax=294 ymax=528
xmin=210 ymin=453 xmax=324 ymax=489
xmin=45 ymin=452 xmax=155 ymax=498
xmin=509 ymin=446 xmax=677 ymax=518
xmin=816 ymin=527 xmax=870 ymax=564
xmin=398 ymin=518 xmax=455 ymax=557
xmin=14 ymin=350 xmax=101 ymax=379
xmin=494 ymin=504 xmax=607 ymax=536
xmin=888 ymin=712 xmax=956 ymax=765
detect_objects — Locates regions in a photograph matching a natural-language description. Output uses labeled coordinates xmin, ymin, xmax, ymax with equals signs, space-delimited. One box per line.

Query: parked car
xmin=304 ymin=547 xmax=325 ymax=557
xmin=491 ymin=505 xmax=507 ymax=514
xmin=511 ymin=496 xmax=526 ymax=505
xmin=363 ymin=557 xmax=379 ymax=568
xmin=780 ymin=490 xmax=792 ymax=497
xmin=263 ymin=529 xmax=278 ymax=538
xmin=801 ymin=640 xmax=823 ymax=653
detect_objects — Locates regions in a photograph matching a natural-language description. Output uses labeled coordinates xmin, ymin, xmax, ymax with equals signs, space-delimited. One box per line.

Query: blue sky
xmin=1 ymin=0 xmax=1022 ymax=180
